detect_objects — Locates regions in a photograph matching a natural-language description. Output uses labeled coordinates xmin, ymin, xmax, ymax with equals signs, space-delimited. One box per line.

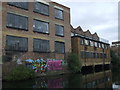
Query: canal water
xmin=2 ymin=68 xmax=120 ymax=89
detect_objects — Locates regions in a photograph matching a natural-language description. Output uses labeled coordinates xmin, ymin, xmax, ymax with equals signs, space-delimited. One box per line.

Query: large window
xmin=6 ymin=35 xmax=28 ymax=51
xmin=33 ymin=19 xmax=49 ymax=34
xmin=55 ymin=24 xmax=64 ymax=36
xmin=34 ymin=2 xmax=49 ymax=16
xmin=55 ymin=41 xmax=65 ymax=53
xmin=81 ymin=51 xmax=85 ymax=58
xmin=84 ymin=39 xmax=89 ymax=46
xmin=33 ymin=39 xmax=50 ymax=52
xmin=8 ymin=2 xmax=28 ymax=10
xmin=7 ymin=13 xmax=28 ymax=30
xmin=90 ymin=41 xmax=94 ymax=46
xmin=80 ymin=38 xmax=84 ymax=45
xmin=95 ymin=42 xmax=98 ymax=47
xmin=55 ymin=8 xmax=63 ymax=20
xmin=102 ymin=44 xmax=104 ymax=48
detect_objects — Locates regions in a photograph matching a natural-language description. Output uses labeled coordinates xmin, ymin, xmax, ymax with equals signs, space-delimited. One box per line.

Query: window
xmin=80 ymin=38 xmax=84 ymax=45
xmin=91 ymin=52 xmax=94 ymax=58
xmin=84 ymin=39 xmax=89 ymax=45
xmin=34 ymin=2 xmax=49 ymax=16
xmin=6 ymin=35 xmax=28 ymax=51
xmin=97 ymin=53 xmax=99 ymax=58
xmin=102 ymin=44 xmax=104 ymax=48
xmin=55 ymin=41 xmax=65 ymax=53
xmin=90 ymin=41 xmax=94 ymax=46
xmin=33 ymin=19 xmax=49 ymax=34
xmin=98 ymin=43 xmax=101 ymax=48
xmin=93 ymin=52 xmax=96 ymax=58
xmin=86 ymin=52 xmax=90 ymax=58
xmin=100 ymin=53 xmax=103 ymax=58
xmin=55 ymin=8 xmax=63 ymax=20
xmin=104 ymin=53 xmax=107 ymax=58
xmin=33 ymin=39 xmax=50 ymax=52
xmin=55 ymin=24 xmax=64 ymax=36
xmin=81 ymin=51 xmax=85 ymax=58
xmin=8 ymin=2 xmax=28 ymax=10
xmin=7 ymin=13 xmax=28 ymax=30
xmin=95 ymin=42 xmax=98 ymax=47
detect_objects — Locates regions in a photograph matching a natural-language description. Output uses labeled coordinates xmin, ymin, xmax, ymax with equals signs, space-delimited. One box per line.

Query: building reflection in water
xmin=82 ymin=70 xmax=112 ymax=88
xmin=33 ymin=70 xmax=112 ymax=88
xmin=2 ymin=70 xmax=112 ymax=88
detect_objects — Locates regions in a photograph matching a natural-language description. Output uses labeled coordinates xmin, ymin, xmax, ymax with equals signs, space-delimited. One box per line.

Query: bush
xmin=110 ymin=50 xmax=120 ymax=65
xmin=6 ymin=65 xmax=35 ymax=81
xmin=67 ymin=53 xmax=82 ymax=73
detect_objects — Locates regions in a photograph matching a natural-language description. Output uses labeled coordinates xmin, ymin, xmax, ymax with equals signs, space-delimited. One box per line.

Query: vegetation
xmin=2 ymin=55 xmax=12 ymax=63
xmin=110 ymin=50 xmax=120 ymax=66
xmin=67 ymin=53 xmax=82 ymax=73
xmin=5 ymin=65 xmax=35 ymax=81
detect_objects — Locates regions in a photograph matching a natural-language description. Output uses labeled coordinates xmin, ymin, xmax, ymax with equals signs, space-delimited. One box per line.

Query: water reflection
xmin=3 ymin=70 xmax=112 ymax=88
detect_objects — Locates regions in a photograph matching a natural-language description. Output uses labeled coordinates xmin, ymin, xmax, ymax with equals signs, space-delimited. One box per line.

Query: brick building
xmin=1 ymin=1 xmax=71 ymax=61
xmin=1 ymin=1 xmax=111 ymax=68
xmin=71 ymin=26 xmax=111 ymax=66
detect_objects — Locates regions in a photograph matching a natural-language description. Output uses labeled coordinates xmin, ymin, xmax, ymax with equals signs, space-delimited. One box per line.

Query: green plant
xmin=2 ymin=55 xmax=12 ymax=63
xmin=67 ymin=53 xmax=82 ymax=73
xmin=110 ymin=50 xmax=120 ymax=65
xmin=6 ymin=65 xmax=35 ymax=81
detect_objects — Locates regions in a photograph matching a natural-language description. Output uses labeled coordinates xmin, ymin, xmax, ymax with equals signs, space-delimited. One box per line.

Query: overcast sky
xmin=52 ymin=0 xmax=118 ymax=45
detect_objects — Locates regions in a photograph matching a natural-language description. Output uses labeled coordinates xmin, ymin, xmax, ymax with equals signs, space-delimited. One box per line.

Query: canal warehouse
xmin=2 ymin=1 xmax=71 ymax=60
xmin=71 ymin=26 xmax=110 ymax=71
xmin=1 ymin=1 xmax=111 ymax=69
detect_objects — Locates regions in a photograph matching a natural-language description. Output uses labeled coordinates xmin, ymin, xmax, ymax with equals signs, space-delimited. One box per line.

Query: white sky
xmin=52 ymin=0 xmax=119 ymax=45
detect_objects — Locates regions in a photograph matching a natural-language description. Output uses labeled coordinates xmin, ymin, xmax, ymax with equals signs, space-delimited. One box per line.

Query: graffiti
xmin=25 ymin=58 xmax=64 ymax=72
xmin=47 ymin=60 xmax=63 ymax=70
xmin=48 ymin=78 xmax=63 ymax=88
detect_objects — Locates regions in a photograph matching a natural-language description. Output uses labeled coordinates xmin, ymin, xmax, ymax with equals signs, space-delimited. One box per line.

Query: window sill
xmin=33 ymin=11 xmax=49 ymax=16
xmin=55 ymin=34 xmax=64 ymax=37
xmin=55 ymin=52 xmax=65 ymax=54
xmin=6 ymin=26 xmax=28 ymax=31
xmin=33 ymin=51 xmax=50 ymax=53
xmin=33 ymin=31 xmax=49 ymax=35
xmin=55 ymin=17 xmax=64 ymax=21
xmin=5 ymin=49 xmax=28 ymax=52
xmin=8 ymin=4 xmax=28 ymax=11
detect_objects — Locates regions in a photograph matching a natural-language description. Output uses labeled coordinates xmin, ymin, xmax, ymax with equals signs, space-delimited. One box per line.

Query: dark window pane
xmin=80 ymin=51 xmax=85 ymax=58
xmin=55 ymin=24 xmax=64 ymax=36
xmin=7 ymin=13 xmax=28 ymax=30
xmin=97 ymin=53 xmax=99 ymax=58
xmin=55 ymin=8 xmax=63 ymax=20
xmin=55 ymin=42 xmax=65 ymax=53
xmin=33 ymin=39 xmax=50 ymax=52
xmin=8 ymin=2 xmax=28 ymax=10
xmin=33 ymin=19 xmax=49 ymax=34
xmin=34 ymin=2 xmax=49 ymax=16
xmin=6 ymin=35 xmax=28 ymax=51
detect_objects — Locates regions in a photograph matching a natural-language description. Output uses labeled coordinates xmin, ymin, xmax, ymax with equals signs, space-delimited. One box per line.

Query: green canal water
xmin=2 ymin=68 xmax=120 ymax=89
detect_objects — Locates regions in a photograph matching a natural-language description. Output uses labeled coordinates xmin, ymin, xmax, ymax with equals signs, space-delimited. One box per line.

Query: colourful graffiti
xmin=48 ymin=78 xmax=63 ymax=88
xmin=25 ymin=58 xmax=64 ymax=72
xmin=47 ymin=60 xmax=63 ymax=70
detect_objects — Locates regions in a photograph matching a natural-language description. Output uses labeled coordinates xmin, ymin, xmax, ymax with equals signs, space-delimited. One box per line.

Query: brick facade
xmin=2 ymin=1 xmax=71 ymax=61
xmin=71 ymin=26 xmax=111 ymax=66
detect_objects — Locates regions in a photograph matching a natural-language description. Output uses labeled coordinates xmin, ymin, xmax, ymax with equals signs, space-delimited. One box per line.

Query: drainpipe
xmin=103 ymin=48 xmax=105 ymax=71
